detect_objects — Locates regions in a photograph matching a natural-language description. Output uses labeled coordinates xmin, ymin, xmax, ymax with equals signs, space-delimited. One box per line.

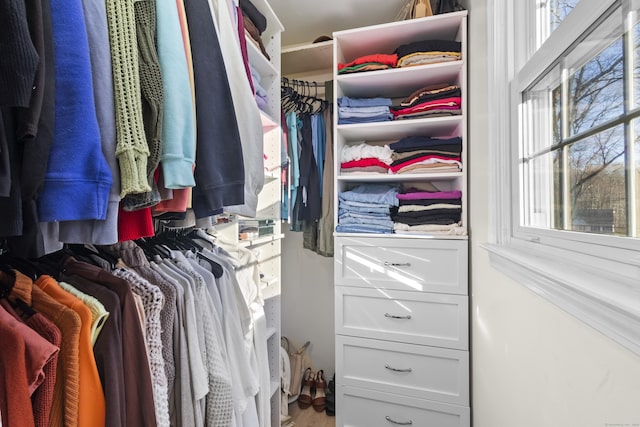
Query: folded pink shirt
xmin=397 ymin=190 xmax=462 ymax=200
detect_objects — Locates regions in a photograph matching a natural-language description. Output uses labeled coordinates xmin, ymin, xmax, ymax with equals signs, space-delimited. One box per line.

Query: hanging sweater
xmin=212 ymin=0 xmax=265 ymax=218
xmin=0 ymin=0 xmax=39 ymax=108
xmin=58 ymin=0 xmax=120 ymax=245
xmin=62 ymin=257 xmax=158 ymax=427
xmin=36 ymin=276 xmax=106 ymax=427
xmin=0 ymin=307 xmax=36 ymax=427
xmin=4 ymin=0 xmax=56 ymax=259
xmin=105 ymin=0 xmax=152 ymax=197
xmin=112 ymin=267 xmax=171 ymax=427
xmin=8 ymin=270 xmax=82 ymax=427
xmin=122 ymin=0 xmax=164 ymax=210
xmin=37 ymin=0 xmax=113 ymax=222
xmin=156 ymin=0 xmax=196 ymax=189
xmin=184 ymin=0 xmax=246 ymax=217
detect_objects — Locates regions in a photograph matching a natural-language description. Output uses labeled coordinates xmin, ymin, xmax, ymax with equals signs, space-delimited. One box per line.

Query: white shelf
xmin=334 ymin=11 xmax=467 ymax=62
xmin=337 ymin=60 xmax=463 ymax=98
xmin=333 ymin=232 xmax=468 ymax=240
xmin=260 ymin=110 xmax=278 ymax=132
xmin=282 ymin=40 xmax=334 ymax=75
xmin=338 ymin=172 xmax=463 ymax=182
xmin=270 ymin=380 xmax=280 ymax=397
xmin=239 ymin=232 xmax=285 ymax=248
xmin=262 ymin=280 xmax=281 ymax=300
xmin=337 ymin=116 xmax=463 ymax=141
xmin=266 ymin=326 xmax=277 ymax=340
xmin=247 ymin=38 xmax=278 ymax=78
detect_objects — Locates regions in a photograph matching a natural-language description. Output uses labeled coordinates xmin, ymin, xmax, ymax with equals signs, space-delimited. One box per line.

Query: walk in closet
xmin=332 ymin=11 xmax=470 ymax=427
xmin=0 ymin=0 xmax=285 ymax=424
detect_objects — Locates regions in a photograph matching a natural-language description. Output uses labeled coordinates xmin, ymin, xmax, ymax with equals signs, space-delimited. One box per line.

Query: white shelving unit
xmin=239 ymin=2 xmax=284 ymax=425
xmin=332 ymin=11 xmax=470 ymax=427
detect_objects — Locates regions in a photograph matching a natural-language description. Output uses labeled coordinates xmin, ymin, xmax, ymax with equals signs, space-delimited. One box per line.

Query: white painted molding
xmin=484 ymin=243 xmax=640 ymax=356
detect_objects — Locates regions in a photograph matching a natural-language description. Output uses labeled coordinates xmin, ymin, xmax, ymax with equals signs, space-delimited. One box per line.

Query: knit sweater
xmin=0 ymin=298 xmax=63 ymax=427
xmin=122 ymin=0 xmax=164 ymax=210
xmin=0 ymin=306 xmax=35 ymax=427
xmin=25 ymin=312 xmax=62 ymax=427
xmin=8 ymin=271 xmax=82 ymax=427
xmin=0 ymin=0 xmax=39 ymax=108
xmin=113 ymin=267 xmax=170 ymax=427
xmin=38 ymin=0 xmax=113 ymax=223
xmin=105 ymin=0 xmax=152 ymax=197
xmin=109 ymin=241 xmax=176 ymax=401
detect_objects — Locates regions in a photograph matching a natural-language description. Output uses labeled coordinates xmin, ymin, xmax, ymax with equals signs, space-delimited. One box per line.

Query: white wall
xmin=281 ymin=228 xmax=335 ymax=377
xmin=467 ymin=1 xmax=640 ymax=426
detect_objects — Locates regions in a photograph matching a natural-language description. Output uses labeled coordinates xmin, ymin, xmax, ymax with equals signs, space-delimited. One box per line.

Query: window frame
xmin=485 ymin=0 xmax=640 ymax=356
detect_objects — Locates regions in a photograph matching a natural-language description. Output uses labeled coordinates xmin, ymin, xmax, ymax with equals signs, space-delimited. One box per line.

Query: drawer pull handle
xmin=385 ymin=364 xmax=412 ymax=373
xmin=384 ymin=261 xmax=411 ymax=267
xmin=385 ymin=416 xmax=413 ymax=425
xmin=384 ymin=313 xmax=412 ymax=320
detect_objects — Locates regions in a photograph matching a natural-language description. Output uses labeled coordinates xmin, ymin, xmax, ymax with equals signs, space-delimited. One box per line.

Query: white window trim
xmin=485 ymin=0 xmax=640 ymax=356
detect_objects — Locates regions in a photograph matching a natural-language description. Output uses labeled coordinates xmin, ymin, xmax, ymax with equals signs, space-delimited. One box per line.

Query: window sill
xmin=483 ymin=242 xmax=640 ymax=356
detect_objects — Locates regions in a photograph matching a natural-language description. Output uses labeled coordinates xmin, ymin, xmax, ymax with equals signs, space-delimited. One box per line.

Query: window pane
xmin=566 ymin=36 xmax=624 ymax=137
xmin=568 ymin=126 xmax=626 ymax=235
xmin=633 ymin=119 xmax=640 ymax=237
xmin=522 ymin=66 xmax=562 ymax=157
xmin=549 ymin=0 xmax=580 ymax=33
xmin=634 ymin=20 xmax=640 ymax=109
xmin=523 ymin=152 xmax=557 ymax=229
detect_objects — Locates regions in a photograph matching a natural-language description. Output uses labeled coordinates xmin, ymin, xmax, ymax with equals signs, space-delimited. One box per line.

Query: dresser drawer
xmin=335 ymin=237 xmax=468 ymax=295
xmin=336 ymin=336 xmax=469 ymax=405
xmin=337 ymin=385 xmax=470 ymax=427
xmin=336 ymin=286 xmax=468 ymax=350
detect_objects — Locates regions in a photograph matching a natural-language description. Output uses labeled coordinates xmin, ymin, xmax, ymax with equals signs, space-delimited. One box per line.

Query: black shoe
xmin=325 ymin=374 xmax=335 ymax=416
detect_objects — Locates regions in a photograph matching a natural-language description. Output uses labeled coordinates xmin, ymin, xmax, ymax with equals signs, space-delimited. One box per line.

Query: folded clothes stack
xmin=340 ymin=142 xmax=393 ymax=174
xmin=337 ymin=53 xmax=399 ymax=74
xmin=249 ymin=64 xmax=268 ymax=111
xmin=394 ymin=39 xmax=462 ymax=67
xmin=240 ymin=0 xmax=270 ymax=60
xmin=388 ymin=136 xmax=462 ymax=174
xmin=391 ymin=83 xmax=461 ymax=120
xmin=337 ymin=96 xmax=393 ymax=124
xmin=336 ymin=184 xmax=399 ymax=234
xmin=392 ymin=185 xmax=464 ymax=235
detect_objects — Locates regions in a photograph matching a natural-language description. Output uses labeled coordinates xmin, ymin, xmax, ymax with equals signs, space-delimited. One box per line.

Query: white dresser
xmin=334 ymin=236 xmax=470 ymax=426
xmin=332 ymin=11 xmax=470 ymax=427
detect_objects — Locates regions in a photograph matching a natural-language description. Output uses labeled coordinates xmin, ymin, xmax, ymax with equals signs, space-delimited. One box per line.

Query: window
xmin=486 ymin=0 xmax=640 ymax=355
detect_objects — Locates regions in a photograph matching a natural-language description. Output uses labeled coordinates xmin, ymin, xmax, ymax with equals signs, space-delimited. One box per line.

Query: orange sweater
xmin=36 ymin=276 xmax=106 ymax=427
xmin=8 ymin=270 xmax=81 ymax=427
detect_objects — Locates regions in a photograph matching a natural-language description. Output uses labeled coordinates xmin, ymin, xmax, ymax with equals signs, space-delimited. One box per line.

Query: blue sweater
xmin=38 ymin=0 xmax=112 ymax=222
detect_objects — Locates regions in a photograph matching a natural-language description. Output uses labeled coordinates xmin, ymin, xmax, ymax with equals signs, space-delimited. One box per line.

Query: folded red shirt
xmin=338 ymin=53 xmax=399 ymax=71
xmin=340 ymin=158 xmax=391 ymax=169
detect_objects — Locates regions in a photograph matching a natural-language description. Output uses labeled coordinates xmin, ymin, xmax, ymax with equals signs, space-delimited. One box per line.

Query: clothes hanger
xmin=158 ymin=229 xmax=224 ymax=278
xmin=0 ymin=253 xmax=40 ymax=281
xmin=67 ymin=244 xmax=116 ymax=270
